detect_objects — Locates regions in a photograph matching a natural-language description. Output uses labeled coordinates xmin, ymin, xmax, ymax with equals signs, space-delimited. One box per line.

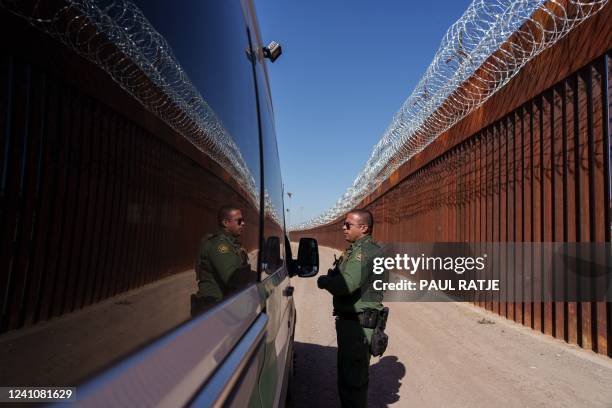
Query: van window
xmin=256 ymin=55 xmax=286 ymax=275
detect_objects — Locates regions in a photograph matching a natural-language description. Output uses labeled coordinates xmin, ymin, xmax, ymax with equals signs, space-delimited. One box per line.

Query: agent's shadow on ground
xmin=290 ymin=342 xmax=405 ymax=408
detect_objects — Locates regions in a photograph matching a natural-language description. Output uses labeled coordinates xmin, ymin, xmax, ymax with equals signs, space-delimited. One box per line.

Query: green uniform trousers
xmin=336 ymin=318 xmax=373 ymax=408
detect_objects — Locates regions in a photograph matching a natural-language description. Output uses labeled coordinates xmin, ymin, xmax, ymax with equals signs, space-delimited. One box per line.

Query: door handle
xmin=283 ymin=286 xmax=294 ymax=297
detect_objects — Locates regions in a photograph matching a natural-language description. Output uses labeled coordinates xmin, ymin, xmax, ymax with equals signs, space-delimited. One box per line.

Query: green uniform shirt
xmin=323 ymin=234 xmax=384 ymax=313
xmin=195 ymin=230 xmax=250 ymax=302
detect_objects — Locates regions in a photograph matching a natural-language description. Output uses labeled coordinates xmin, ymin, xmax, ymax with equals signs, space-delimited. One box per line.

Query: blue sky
xmin=255 ymin=0 xmax=471 ymax=226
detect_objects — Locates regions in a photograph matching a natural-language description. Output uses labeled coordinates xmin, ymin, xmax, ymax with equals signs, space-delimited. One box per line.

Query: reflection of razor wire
xmin=0 ymin=0 xmax=259 ymax=207
xmin=263 ymin=190 xmax=283 ymax=227
xmin=293 ymin=0 xmax=608 ymax=231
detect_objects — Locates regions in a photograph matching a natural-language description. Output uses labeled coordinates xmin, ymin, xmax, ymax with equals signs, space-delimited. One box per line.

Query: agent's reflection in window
xmin=191 ymin=205 xmax=253 ymax=316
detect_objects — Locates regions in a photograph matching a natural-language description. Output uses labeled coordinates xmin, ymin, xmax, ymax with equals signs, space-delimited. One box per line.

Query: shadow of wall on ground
xmin=290 ymin=342 xmax=406 ymax=408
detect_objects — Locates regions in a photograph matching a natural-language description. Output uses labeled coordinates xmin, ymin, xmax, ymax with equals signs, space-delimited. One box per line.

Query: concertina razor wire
xmin=293 ymin=0 xmax=608 ymax=231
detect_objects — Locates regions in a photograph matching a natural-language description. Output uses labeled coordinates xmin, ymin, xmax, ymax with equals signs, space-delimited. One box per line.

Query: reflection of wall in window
xmin=0 ymin=0 xmax=261 ymax=205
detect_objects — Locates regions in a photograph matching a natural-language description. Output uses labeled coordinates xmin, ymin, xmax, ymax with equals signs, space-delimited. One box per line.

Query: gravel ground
xmin=290 ymin=244 xmax=612 ymax=408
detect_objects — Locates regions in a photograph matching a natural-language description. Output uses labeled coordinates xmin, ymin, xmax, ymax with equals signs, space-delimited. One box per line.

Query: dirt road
xmin=290 ymin=245 xmax=612 ymax=408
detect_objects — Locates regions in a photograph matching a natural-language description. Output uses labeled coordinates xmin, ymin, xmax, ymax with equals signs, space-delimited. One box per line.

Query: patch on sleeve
xmin=354 ymin=252 xmax=363 ymax=261
xmin=217 ymin=243 xmax=230 ymax=254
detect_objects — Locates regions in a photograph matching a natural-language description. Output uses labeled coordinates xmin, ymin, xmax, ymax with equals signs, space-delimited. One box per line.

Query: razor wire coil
xmin=293 ymin=0 xmax=607 ymax=231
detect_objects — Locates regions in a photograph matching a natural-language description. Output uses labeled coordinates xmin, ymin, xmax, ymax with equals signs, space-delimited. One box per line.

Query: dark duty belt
xmin=334 ymin=312 xmax=361 ymax=321
xmin=334 ymin=310 xmax=379 ymax=328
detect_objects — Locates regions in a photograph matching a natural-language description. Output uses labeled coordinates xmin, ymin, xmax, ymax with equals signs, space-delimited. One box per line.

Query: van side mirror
xmin=296 ymin=238 xmax=319 ymax=278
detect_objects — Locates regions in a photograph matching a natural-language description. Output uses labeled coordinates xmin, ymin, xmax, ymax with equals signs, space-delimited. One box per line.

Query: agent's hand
xmin=317 ymin=275 xmax=330 ymax=289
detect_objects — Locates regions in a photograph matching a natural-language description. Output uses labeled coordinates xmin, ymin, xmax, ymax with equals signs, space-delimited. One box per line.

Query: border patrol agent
xmin=192 ymin=206 xmax=251 ymax=315
xmin=317 ymin=209 xmax=386 ymax=408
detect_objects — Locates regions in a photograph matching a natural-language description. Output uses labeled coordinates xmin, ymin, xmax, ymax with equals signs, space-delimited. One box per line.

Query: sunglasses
xmin=226 ymin=217 xmax=245 ymax=225
xmin=343 ymin=221 xmax=363 ymax=230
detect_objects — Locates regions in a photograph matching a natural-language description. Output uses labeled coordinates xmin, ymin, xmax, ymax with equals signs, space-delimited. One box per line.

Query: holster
xmin=371 ymin=327 xmax=388 ymax=357
xmin=370 ymin=307 xmax=389 ymax=357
